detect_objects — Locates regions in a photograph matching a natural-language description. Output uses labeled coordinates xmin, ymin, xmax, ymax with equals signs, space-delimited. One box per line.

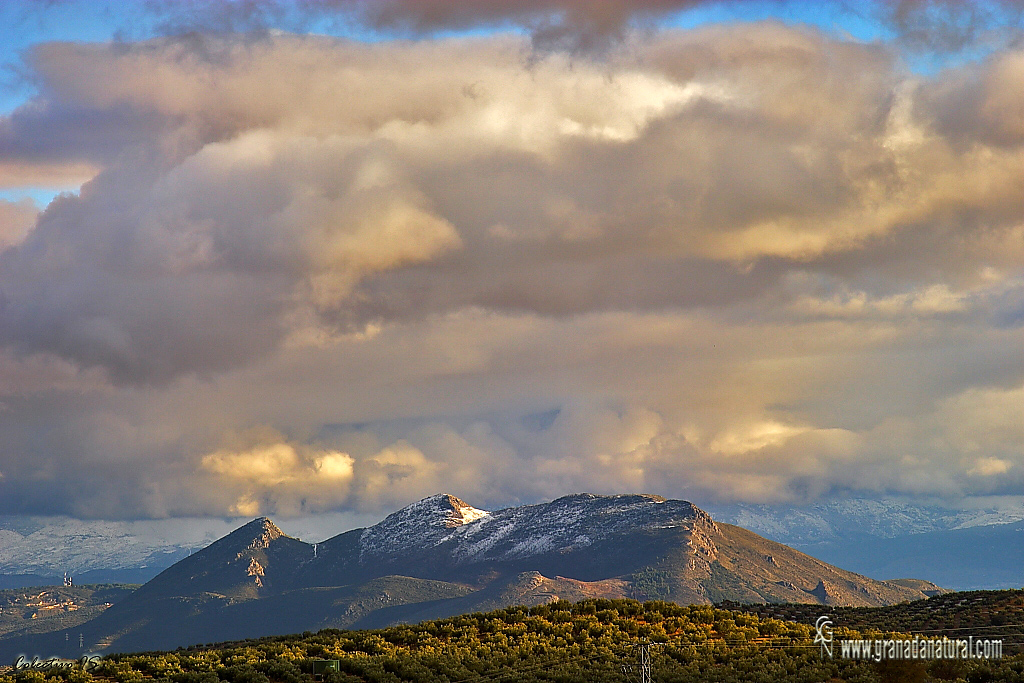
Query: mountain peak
xmin=359 ymin=494 xmax=490 ymax=559
xmin=422 ymin=494 xmax=491 ymax=524
xmin=245 ymin=516 xmax=281 ymax=530
xmin=199 ymin=516 xmax=285 ymax=556
xmin=121 ymin=515 xmax=297 ymax=606
xmin=244 ymin=517 xmax=284 ymax=549
xmin=381 ymin=494 xmax=490 ymax=529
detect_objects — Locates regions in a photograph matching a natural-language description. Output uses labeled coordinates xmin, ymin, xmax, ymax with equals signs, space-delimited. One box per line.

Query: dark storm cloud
xmin=140 ymin=0 xmax=710 ymax=52
xmin=134 ymin=1 xmax=1024 ymax=54
xmin=884 ymin=0 xmax=1024 ymax=52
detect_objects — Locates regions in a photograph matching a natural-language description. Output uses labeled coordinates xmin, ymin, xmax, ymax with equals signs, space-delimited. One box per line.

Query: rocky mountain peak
xmin=428 ymin=494 xmax=492 ymax=527
xmin=246 ymin=517 xmax=284 ymax=550
xmin=194 ymin=516 xmax=285 ymax=559
xmin=384 ymin=494 xmax=490 ymax=528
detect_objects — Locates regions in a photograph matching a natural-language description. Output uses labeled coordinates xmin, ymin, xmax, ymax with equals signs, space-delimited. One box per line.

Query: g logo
xmin=814 ymin=615 xmax=834 ymax=658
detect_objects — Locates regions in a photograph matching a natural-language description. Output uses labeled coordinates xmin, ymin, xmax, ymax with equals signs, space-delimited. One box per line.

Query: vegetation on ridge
xmin=4 ymin=593 xmax=1024 ymax=683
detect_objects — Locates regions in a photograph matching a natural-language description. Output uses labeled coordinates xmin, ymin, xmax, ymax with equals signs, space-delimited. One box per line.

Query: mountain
xmin=0 ymin=493 xmax=944 ymax=660
xmin=4 ymin=497 xmax=1017 ymax=591
xmin=703 ymin=498 xmax=1024 ymax=546
xmin=797 ymin=520 xmax=1024 ymax=590
xmin=124 ymin=517 xmax=310 ymax=601
xmin=700 ymin=500 xmax=1024 ymax=589
xmin=0 ymin=515 xmax=244 ymax=588
xmin=0 ymin=511 xmax=383 ymax=589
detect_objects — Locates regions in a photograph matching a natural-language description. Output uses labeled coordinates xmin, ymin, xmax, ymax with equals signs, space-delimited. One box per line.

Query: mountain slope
xmin=0 ymin=584 xmax=136 ymax=639
xmin=0 ymin=493 xmax=944 ymax=659
xmin=126 ymin=518 xmax=311 ymax=602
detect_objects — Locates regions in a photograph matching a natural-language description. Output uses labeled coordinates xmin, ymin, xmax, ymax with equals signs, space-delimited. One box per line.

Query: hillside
xmin=0 ymin=494 xmax=945 ymax=659
xmin=6 ymin=596 xmax=1024 ymax=683
xmin=0 ymin=584 xmax=136 ymax=639
xmin=724 ymin=588 xmax=1024 ymax=652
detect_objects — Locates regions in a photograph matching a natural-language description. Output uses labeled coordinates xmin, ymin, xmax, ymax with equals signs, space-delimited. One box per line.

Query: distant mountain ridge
xmin=0 ymin=493 xmax=945 ymax=659
xmin=0 ymin=516 xmax=243 ymax=587
xmin=704 ymin=500 xmax=1024 ymax=589
xmin=798 ymin=520 xmax=1024 ymax=590
xmin=705 ymin=499 xmax=1024 ymax=546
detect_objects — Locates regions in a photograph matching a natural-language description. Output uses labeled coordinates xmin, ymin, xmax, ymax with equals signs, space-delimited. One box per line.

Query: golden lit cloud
xmin=0 ymin=199 xmax=38 ymax=251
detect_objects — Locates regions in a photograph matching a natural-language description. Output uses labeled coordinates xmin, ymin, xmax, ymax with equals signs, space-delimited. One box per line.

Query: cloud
xmin=884 ymin=0 xmax=1024 ymax=53
xmin=199 ymin=433 xmax=355 ymax=516
xmin=4 ymin=28 xmax=1018 ymax=380
xmin=348 ymin=0 xmax=711 ymax=52
xmin=128 ymin=0 xmax=716 ymax=53
xmin=0 ymin=24 xmax=1022 ymax=517
xmin=0 ymin=198 xmax=37 ymax=250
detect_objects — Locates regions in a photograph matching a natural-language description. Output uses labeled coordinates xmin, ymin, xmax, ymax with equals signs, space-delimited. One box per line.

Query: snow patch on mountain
xmin=456 ymin=504 xmax=490 ymax=525
xmin=0 ymin=529 xmax=23 ymax=549
xmin=450 ymin=493 xmax=706 ymax=563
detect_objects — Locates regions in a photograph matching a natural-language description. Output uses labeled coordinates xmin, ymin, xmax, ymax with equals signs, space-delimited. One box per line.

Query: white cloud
xmin=0 ymin=26 xmax=1022 ymax=516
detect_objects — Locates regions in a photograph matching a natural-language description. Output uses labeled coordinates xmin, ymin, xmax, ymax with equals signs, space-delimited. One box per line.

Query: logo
xmin=810 ymin=616 xmax=1003 ymax=661
xmin=814 ymin=615 xmax=834 ymax=658
xmin=12 ymin=655 xmax=101 ymax=672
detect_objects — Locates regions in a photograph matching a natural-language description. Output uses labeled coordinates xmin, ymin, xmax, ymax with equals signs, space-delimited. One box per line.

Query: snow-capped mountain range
xmin=703 ymin=498 xmax=1024 ymax=546
xmin=0 ymin=516 xmax=237 ymax=582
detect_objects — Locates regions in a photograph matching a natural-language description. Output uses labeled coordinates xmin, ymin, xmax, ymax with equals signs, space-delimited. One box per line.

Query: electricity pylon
xmin=621 ymin=641 xmax=652 ymax=683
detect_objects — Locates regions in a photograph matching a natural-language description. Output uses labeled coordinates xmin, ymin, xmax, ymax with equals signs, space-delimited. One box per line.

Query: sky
xmin=0 ymin=0 xmax=1022 ymax=522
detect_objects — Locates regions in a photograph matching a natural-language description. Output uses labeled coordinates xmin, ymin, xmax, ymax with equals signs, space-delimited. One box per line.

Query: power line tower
xmin=622 ymin=641 xmax=653 ymax=683
xmin=637 ymin=642 xmax=652 ymax=683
